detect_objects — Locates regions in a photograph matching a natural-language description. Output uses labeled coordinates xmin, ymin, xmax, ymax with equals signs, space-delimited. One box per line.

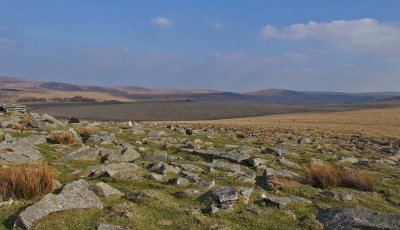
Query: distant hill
xmin=1 ymin=76 xmax=399 ymax=105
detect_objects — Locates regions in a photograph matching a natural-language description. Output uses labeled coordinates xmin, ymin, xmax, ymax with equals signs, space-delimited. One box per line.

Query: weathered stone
xmin=87 ymin=132 xmax=115 ymax=144
xmin=205 ymin=160 xmax=241 ymax=173
xmin=181 ymin=149 xmax=251 ymax=164
xmin=125 ymin=191 xmax=157 ymax=201
xmin=337 ymin=157 xmax=359 ymax=164
xmin=68 ymin=128 xmax=83 ymax=144
xmin=148 ymin=172 xmax=165 ymax=182
xmin=237 ymin=171 xmax=256 ymax=184
xmin=17 ymin=179 xmax=103 ymax=229
xmin=317 ymin=206 xmax=400 ymax=230
xmin=0 ymin=136 xmax=43 ymax=164
xmin=169 ymin=177 xmax=190 ymax=185
xmin=319 ymin=190 xmax=353 ymax=202
xmin=262 ymin=195 xmax=311 ymax=208
xmin=185 ymin=128 xmax=193 ymax=135
xmin=211 ymin=186 xmax=239 ymax=203
xmin=157 ymin=164 xmax=181 ymax=175
xmin=141 ymin=151 xmax=172 ymax=162
xmin=299 ymin=137 xmax=311 ymax=144
xmin=265 ymin=147 xmax=297 ymax=157
xmin=90 ymin=182 xmax=123 ymax=197
xmin=239 ymin=187 xmax=253 ymax=204
xmin=247 ymin=157 xmax=266 ymax=167
xmin=195 ymin=179 xmax=215 ymax=188
xmin=263 ymin=168 xmax=300 ymax=190
xmin=90 ymin=163 xmax=142 ymax=178
xmin=97 ymin=224 xmax=133 ymax=230
xmin=68 ymin=117 xmax=80 ymax=124
xmin=60 ymin=146 xmax=100 ymax=161
xmin=102 ymin=145 xmax=140 ymax=163
xmin=277 ymin=157 xmax=300 ymax=168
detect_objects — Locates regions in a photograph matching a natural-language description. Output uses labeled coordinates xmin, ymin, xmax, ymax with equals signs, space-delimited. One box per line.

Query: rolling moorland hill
xmin=2 ymin=76 xmax=400 ymax=104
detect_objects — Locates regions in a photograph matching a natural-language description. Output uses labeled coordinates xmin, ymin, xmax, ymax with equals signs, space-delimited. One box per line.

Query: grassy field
xmin=181 ymin=107 xmax=400 ymax=139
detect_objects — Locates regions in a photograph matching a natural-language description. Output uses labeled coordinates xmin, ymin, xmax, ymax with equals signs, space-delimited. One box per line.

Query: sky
xmin=1 ymin=0 xmax=400 ymax=92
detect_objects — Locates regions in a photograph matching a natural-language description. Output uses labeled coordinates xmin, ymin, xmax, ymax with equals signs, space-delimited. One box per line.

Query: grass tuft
xmin=51 ymin=131 xmax=75 ymax=144
xmin=303 ymin=161 xmax=374 ymax=191
xmin=0 ymin=163 xmax=54 ymax=200
xmin=77 ymin=126 xmax=99 ymax=139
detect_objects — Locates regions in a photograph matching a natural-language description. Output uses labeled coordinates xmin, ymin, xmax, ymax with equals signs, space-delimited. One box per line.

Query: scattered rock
xmin=68 ymin=117 xmax=80 ymax=124
xmin=60 ymin=146 xmax=100 ymax=161
xmin=317 ymin=206 xmax=400 ymax=230
xmin=211 ymin=186 xmax=239 ymax=203
xmin=90 ymin=182 xmax=123 ymax=197
xmin=262 ymin=195 xmax=311 ymax=208
xmin=319 ymin=190 xmax=353 ymax=202
xmin=97 ymin=224 xmax=133 ymax=230
xmin=17 ymin=179 xmax=103 ymax=229
xmin=87 ymin=132 xmax=115 ymax=144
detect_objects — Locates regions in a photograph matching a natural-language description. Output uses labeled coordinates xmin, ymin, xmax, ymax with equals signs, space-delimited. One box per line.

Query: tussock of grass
xmin=7 ymin=124 xmax=30 ymax=131
xmin=0 ymin=163 xmax=54 ymax=200
xmin=19 ymin=117 xmax=32 ymax=124
xmin=51 ymin=131 xmax=75 ymax=144
xmin=303 ymin=161 xmax=374 ymax=191
xmin=77 ymin=126 xmax=99 ymax=139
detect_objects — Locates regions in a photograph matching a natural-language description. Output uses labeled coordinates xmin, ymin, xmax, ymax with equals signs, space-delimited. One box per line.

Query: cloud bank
xmin=261 ymin=18 xmax=400 ymax=54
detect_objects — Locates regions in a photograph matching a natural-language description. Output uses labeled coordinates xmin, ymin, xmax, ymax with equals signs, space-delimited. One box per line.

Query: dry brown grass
xmin=303 ymin=161 xmax=374 ymax=191
xmin=183 ymin=107 xmax=400 ymax=139
xmin=77 ymin=126 xmax=99 ymax=139
xmin=0 ymin=163 xmax=54 ymax=200
xmin=7 ymin=124 xmax=30 ymax=131
xmin=51 ymin=131 xmax=75 ymax=144
xmin=19 ymin=117 xmax=31 ymax=124
xmin=235 ymin=131 xmax=246 ymax=139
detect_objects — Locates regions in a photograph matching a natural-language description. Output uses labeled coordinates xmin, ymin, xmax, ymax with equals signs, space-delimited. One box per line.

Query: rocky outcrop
xmin=317 ymin=206 xmax=400 ymax=230
xmin=17 ymin=179 xmax=103 ymax=229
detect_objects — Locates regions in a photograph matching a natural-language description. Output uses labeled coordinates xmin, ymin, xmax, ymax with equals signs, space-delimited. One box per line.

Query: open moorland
xmin=25 ymin=99 xmax=400 ymax=121
xmin=0 ymin=104 xmax=400 ymax=229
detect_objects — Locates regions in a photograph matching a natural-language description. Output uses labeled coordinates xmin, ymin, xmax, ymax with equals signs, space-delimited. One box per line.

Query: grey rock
xmin=237 ymin=171 xmax=256 ymax=184
xmin=320 ymin=190 xmax=353 ymax=202
xmin=181 ymin=171 xmax=201 ymax=182
xmin=277 ymin=157 xmax=300 ymax=168
xmin=68 ymin=117 xmax=80 ymax=124
xmin=0 ymin=104 xmax=26 ymax=113
xmin=265 ymin=147 xmax=297 ymax=157
xmin=87 ymin=132 xmax=115 ymax=144
xmin=90 ymin=163 xmax=142 ymax=178
xmin=181 ymin=148 xmax=251 ymax=164
xmin=180 ymin=206 xmax=201 ymax=214
xmin=0 ymin=138 xmax=42 ymax=164
xmin=206 ymin=204 xmax=220 ymax=215
xmin=102 ymin=145 xmax=140 ymax=163
xmin=175 ymin=189 xmax=203 ymax=198
xmin=299 ymin=137 xmax=311 ymax=144
xmin=247 ymin=157 xmax=266 ymax=167
xmin=157 ymin=164 xmax=181 ymax=175
xmin=169 ymin=177 xmax=190 ymax=185
xmin=97 ymin=224 xmax=133 ymax=230
xmin=205 ymin=160 xmax=241 ymax=173
xmin=17 ymin=179 xmax=102 ymax=229
xmin=185 ymin=128 xmax=193 ymax=135
xmin=125 ymin=191 xmax=157 ymax=201
xmin=239 ymin=187 xmax=253 ymax=204
xmin=68 ymin=128 xmax=83 ymax=144
xmin=141 ymin=151 xmax=172 ymax=162
xmin=148 ymin=172 xmax=165 ymax=182
xmin=60 ymin=146 xmax=100 ymax=161
xmin=263 ymin=168 xmax=300 ymax=190
xmin=195 ymin=179 xmax=215 ymax=188
xmin=211 ymin=186 xmax=239 ymax=203
xmin=263 ymin=196 xmax=311 ymax=208
xmin=90 ymin=182 xmax=123 ymax=197
xmin=317 ymin=206 xmax=400 ymax=230
xmin=337 ymin=157 xmax=359 ymax=164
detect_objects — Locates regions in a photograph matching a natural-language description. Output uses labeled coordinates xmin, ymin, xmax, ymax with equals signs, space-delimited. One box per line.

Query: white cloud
xmin=151 ymin=17 xmax=173 ymax=27
xmin=212 ymin=22 xmax=226 ymax=29
xmin=261 ymin=18 xmax=400 ymax=54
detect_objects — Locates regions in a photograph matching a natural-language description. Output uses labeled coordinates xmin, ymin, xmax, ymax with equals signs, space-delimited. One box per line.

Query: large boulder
xmin=101 ymin=145 xmax=140 ymax=163
xmin=317 ymin=206 xmax=400 ymax=230
xmin=17 ymin=179 xmax=103 ymax=229
xmin=59 ymin=146 xmax=100 ymax=161
xmin=0 ymin=135 xmax=46 ymax=164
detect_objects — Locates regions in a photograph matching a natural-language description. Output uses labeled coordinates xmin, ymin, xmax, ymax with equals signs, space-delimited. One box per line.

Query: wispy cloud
xmin=150 ymin=17 xmax=173 ymax=27
xmin=261 ymin=18 xmax=400 ymax=54
xmin=212 ymin=22 xmax=226 ymax=29
xmin=0 ymin=37 xmax=17 ymax=46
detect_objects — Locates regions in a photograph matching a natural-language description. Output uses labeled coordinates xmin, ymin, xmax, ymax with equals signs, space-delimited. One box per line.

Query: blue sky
xmin=1 ymin=0 xmax=400 ymax=92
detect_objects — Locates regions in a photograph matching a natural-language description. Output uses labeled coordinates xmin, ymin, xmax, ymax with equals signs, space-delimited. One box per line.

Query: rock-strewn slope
xmin=0 ymin=105 xmax=400 ymax=229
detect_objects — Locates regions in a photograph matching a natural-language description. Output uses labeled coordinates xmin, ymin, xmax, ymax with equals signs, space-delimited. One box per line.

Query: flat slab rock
xmin=211 ymin=186 xmax=239 ymax=203
xmin=17 ymin=179 xmax=103 ymax=229
xmin=98 ymin=224 xmax=133 ymax=230
xmin=181 ymin=149 xmax=251 ymax=164
xmin=0 ymin=135 xmax=46 ymax=164
xmin=263 ymin=196 xmax=311 ymax=208
xmin=317 ymin=206 xmax=400 ymax=230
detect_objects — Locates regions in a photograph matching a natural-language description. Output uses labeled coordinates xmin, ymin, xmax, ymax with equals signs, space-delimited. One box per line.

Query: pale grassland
xmin=182 ymin=107 xmax=400 ymax=139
